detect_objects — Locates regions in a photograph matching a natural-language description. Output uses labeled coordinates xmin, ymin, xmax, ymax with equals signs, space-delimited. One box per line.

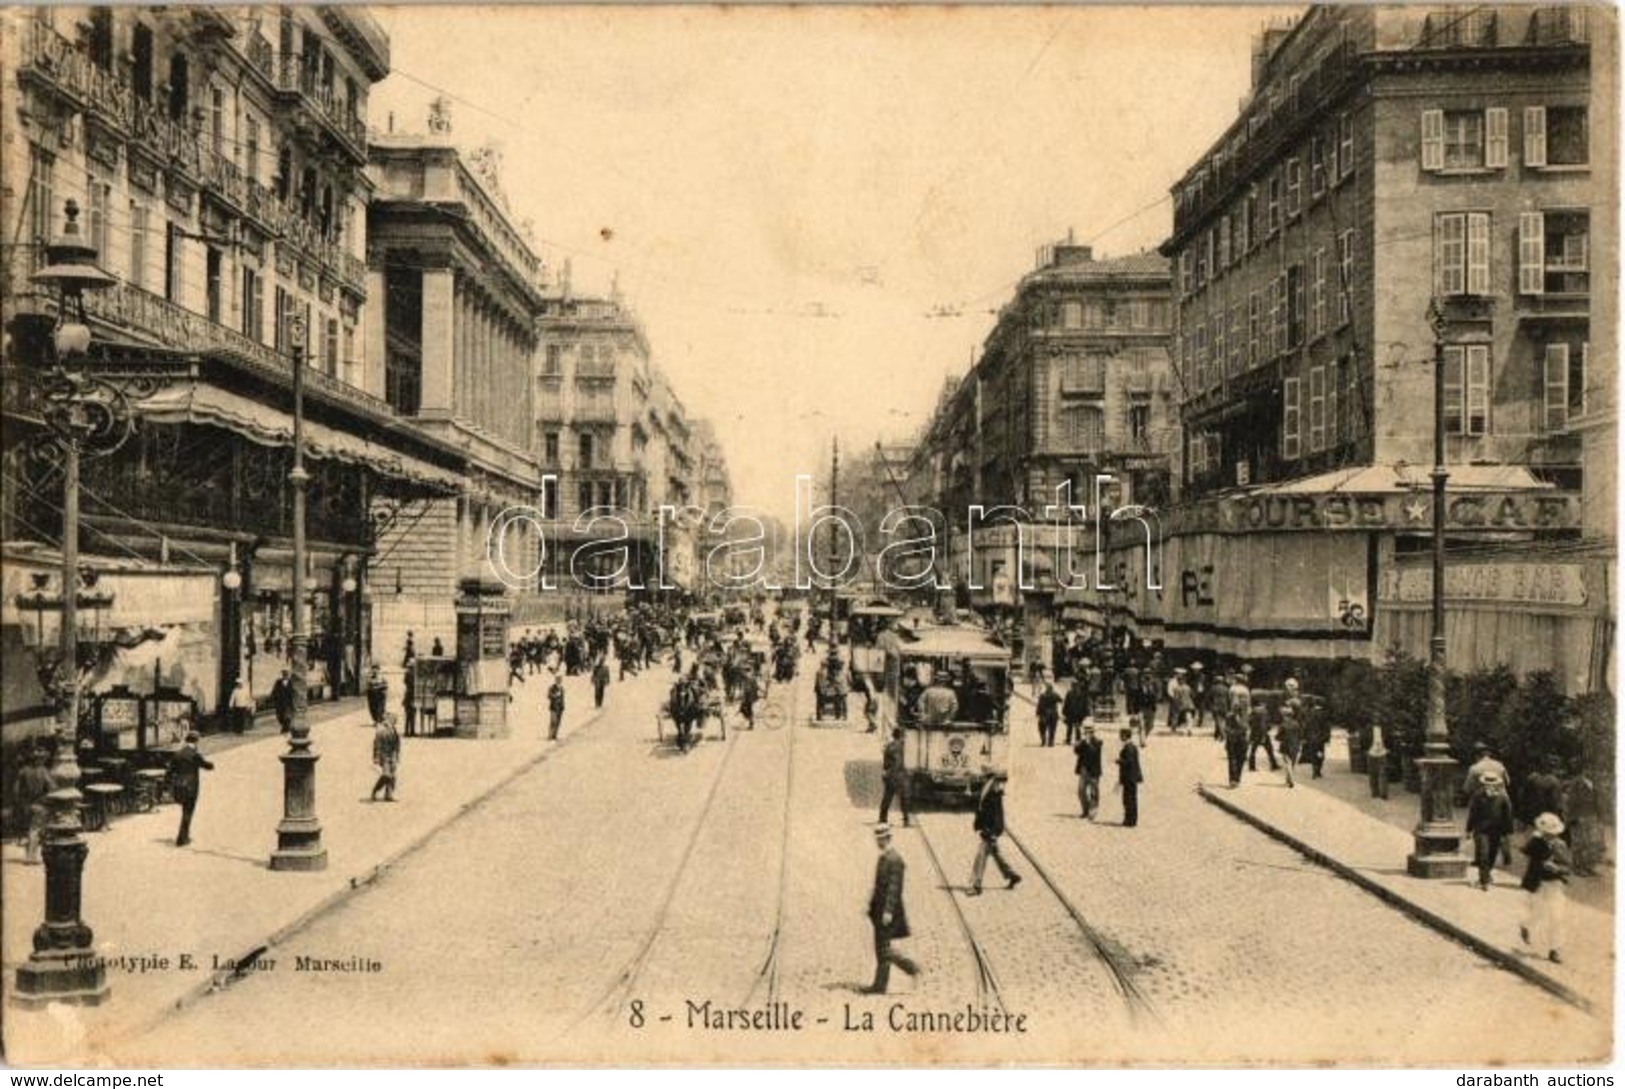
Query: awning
xmin=134 ymin=384 xmax=464 ymax=493
xmin=1268 ymin=464 xmax=1555 ymax=494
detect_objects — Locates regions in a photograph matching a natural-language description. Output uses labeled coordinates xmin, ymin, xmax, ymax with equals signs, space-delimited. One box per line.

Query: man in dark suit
xmin=1073 ymin=723 xmax=1104 ymax=820
xmin=878 ymin=728 xmax=911 ymax=827
xmin=169 ymin=730 xmax=215 ymax=847
xmin=1061 ymin=681 xmax=1090 ymax=747
xmin=1036 ymin=683 xmax=1061 ymax=747
xmin=1117 ymin=725 xmax=1144 ymax=828
xmin=968 ymin=774 xmax=1021 ymax=894
xmin=864 ymin=824 xmax=919 ymax=994
xmin=271 ymin=669 xmax=295 ymax=734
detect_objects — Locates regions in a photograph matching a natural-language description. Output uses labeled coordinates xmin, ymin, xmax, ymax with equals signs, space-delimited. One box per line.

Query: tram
xmin=876 ymin=624 xmax=1011 ymax=802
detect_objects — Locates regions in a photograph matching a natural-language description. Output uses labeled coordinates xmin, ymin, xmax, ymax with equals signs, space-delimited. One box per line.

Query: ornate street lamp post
xmin=12 ymin=200 xmax=118 ymax=1008
xmin=1407 ymin=299 xmax=1467 ymax=879
xmin=269 ymin=314 xmax=327 ymax=871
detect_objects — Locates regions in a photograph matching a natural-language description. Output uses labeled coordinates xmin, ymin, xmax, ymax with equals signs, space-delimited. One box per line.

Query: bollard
xmin=1367 ymin=726 xmax=1389 ymax=800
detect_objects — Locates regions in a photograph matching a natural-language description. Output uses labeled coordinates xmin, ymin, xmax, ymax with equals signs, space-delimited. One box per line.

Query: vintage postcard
xmin=0 ymin=2 xmax=1615 ymax=1069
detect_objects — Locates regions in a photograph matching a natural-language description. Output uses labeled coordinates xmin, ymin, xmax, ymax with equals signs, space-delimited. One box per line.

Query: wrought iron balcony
xmin=272 ymin=54 xmax=369 ymax=162
xmin=18 ymin=17 xmax=133 ymax=133
xmin=81 ymin=281 xmax=393 ymax=420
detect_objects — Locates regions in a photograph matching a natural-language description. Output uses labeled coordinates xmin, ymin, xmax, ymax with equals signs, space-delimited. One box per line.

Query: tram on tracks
xmin=876 ymin=624 xmax=1011 ymax=802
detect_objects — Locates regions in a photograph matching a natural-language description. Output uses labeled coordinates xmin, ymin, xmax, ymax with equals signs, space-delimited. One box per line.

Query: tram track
xmin=1004 ymin=827 xmax=1162 ymax=1026
xmin=913 ymin=810 xmax=1160 ymax=1029
xmin=911 ymin=816 xmax=1010 ymax=1017
xmin=567 ymin=724 xmax=745 ymax=1032
xmin=739 ymin=677 xmax=805 ymax=1007
xmin=572 ymin=640 xmax=810 ymax=1029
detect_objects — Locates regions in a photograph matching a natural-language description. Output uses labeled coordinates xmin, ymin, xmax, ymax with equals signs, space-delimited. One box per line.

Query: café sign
xmin=1162 ymin=490 xmax=1579 ymax=536
xmin=1379 ymin=563 xmax=1588 ymax=608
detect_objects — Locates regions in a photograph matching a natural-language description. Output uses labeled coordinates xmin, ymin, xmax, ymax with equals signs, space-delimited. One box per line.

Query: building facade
xmin=364 ymin=129 xmax=547 ymax=664
xmin=907 ymin=239 xmax=1176 ymax=657
xmin=1153 ymin=4 xmax=1613 ymax=681
xmin=533 ymin=288 xmax=721 ymax=603
xmin=0 ymin=7 xmax=477 ymax=746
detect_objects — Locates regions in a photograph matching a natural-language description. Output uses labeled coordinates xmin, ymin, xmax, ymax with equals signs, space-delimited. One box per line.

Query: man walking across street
xmin=1036 ymin=682 xmax=1061 ymax=747
xmin=370 ymin=713 xmax=401 ymax=802
xmin=547 ymin=675 xmax=566 ymax=741
xmin=1073 ymin=722 xmax=1103 ymax=820
xmin=864 ymin=824 xmax=919 ymax=994
xmin=1117 ymin=725 xmax=1144 ymax=827
xmin=878 ymin=727 xmax=911 ymax=827
xmin=592 ymin=656 xmax=611 ymax=710
xmin=967 ymin=774 xmax=1021 ymax=894
xmin=169 ymin=729 xmax=214 ymax=847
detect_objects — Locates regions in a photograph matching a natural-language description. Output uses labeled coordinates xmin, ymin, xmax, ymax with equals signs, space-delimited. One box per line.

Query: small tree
xmin=1373 ymin=647 xmax=1428 ymax=760
xmin=1492 ymin=670 xmax=1570 ymax=796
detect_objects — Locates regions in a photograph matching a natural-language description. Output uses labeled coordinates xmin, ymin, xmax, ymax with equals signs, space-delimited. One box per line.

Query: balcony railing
xmin=19 ymin=17 xmax=135 ymax=132
xmin=83 ymin=281 xmax=393 ymax=419
xmin=273 ymin=54 xmax=368 ymax=158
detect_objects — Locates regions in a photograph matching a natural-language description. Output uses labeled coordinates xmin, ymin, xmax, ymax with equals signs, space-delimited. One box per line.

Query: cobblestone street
xmin=113 ymin=665 xmax=1608 ymax=1067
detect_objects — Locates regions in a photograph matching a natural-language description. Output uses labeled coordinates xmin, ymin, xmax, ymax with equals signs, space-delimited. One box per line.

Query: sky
xmin=369 ymin=5 xmax=1283 ymax=520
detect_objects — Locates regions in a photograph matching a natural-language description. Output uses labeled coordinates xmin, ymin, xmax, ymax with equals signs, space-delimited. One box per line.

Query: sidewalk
xmin=1198 ymin=757 xmax=1613 ymax=1014
xmin=2 ymin=664 xmax=656 ymax=1067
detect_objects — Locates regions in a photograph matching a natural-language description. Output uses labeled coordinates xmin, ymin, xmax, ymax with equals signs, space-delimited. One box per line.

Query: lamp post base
xmin=12 ymin=791 xmax=109 ymax=1008
xmin=13 ymin=951 xmax=109 ymax=1009
xmin=269 ymin=746 xmax=327 ymax=872
xmin=1407 ymin=754 xmax=1468 ymax=879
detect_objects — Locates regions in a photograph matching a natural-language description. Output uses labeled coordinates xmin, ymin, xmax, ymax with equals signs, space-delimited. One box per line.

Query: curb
xmin=1196 ymin=783 xmax=1593 ymax=1014
xmin=99 ymin=673 xmax=635 ymax=1052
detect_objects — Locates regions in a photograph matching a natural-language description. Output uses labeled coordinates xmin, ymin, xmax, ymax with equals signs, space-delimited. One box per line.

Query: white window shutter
xmin=1519 ymin=212 xmax=1546 ymax=295
xmin=1466 ymin=345 xmax=1490 ymax=435
xmin=1282 ymin=377 xmax=1301 ymax=460
xmin=1525 ymin=106 xmax=1547 ymax=167
xmin=1421 ymin=109 xmax=1445 ymax=171
xmin=1485 ymin=108 xmax=1508 ymax=168
xmin=1466 ymin=213 xmax=1491 ymax=295
xmin=1544 ymin=343 xmax=1569 ymax=431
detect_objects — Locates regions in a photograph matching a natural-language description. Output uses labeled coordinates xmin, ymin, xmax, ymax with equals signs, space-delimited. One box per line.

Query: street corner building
xmin=1142 ymin=5 xmax=1615 ymax=680
xmin=0 ymin=6 xmax=730 ymax=778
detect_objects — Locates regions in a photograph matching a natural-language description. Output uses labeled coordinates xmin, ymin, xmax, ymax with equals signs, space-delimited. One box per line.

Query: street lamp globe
xmin=53 ymin=321 xmax=92 ymax=359
xmin=222 ymin=569 xmax=243 ymax=591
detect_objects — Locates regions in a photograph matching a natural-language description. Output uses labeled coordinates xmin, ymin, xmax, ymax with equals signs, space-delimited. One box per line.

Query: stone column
xmin=364 ymin=267 xmax=386 ymax=400
xmin=419 ymin=268 xmax=456 ymax=415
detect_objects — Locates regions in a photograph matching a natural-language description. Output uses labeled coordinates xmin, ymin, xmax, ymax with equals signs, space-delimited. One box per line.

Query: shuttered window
xmin=1519 ymin=211 xmax=1546 ymax=294
xmin=1282 ymin=377 xmax=1301 ymax=460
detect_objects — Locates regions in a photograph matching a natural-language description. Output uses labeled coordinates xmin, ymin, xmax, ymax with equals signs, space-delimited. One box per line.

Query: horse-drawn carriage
xmin=656 ymin=677 xmax=726 ymax=751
